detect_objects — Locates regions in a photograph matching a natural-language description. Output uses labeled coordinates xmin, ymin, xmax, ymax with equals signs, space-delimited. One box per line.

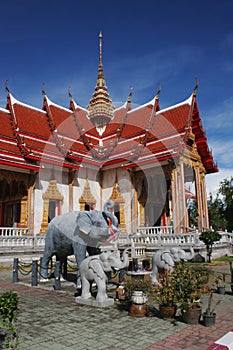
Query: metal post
xmin=31 ymin=260 xmax=38 ymax=286
xmin=63 ymin=258 xmax=67 ymax=278
xmin=12 ymin=258 xmax=19 ymax=283
xmin=53 ymin=261 xmax=61 ymax=290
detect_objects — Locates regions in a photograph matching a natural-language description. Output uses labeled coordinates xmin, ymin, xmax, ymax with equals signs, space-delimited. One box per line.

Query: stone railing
xmin=137 ymin=226 xmax=173 ymax=235
xmin=0 ymin=227 xmax=28 ymax=236
xmin=131 ymin=232 xmax=199 ymax=246
xmin=0 ymin=233 xmax=45 ymax=252
xmin=0 ymin=227 xmax=232 ymax=258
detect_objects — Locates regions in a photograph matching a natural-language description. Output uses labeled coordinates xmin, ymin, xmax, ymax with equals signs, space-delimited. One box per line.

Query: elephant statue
xmin=79 ymin=249 xmax=129 ymax=303
xmin=151 ymin=246 xmax=195 ymax=284
xmin=40 ymin=200 xmax=119 ymax=286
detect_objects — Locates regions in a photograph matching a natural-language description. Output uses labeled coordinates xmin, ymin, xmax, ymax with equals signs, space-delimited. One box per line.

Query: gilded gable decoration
xmin=40 ymin=179 xmax=64 ymax=233
xmin=79 ymin=178 xmax=96 ymax=210
xmin=42 ymin=180 xmax=64 ymax=201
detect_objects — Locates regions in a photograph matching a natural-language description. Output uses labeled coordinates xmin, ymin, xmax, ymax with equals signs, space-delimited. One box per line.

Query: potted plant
xmin=202 ymin=288 xmax=221 ymax=327
xmin=153 ymin=270 xmax=180 ymax=319
xmin=214 ymin=274 xmax=226 ymax=294
xmin=124 ymin=279 xmax=154 ymax=317
xmin=174 ymin=262 xmax=208 ymax=324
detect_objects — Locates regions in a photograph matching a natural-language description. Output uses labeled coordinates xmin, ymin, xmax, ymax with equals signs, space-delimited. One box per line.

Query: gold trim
xmin=79 ymin=178 xmax=96 ymax=210
xmin=40 ymin=180 xmax=64 ymax=233
xmin=110 ymin=180 xmax=126 ymax=231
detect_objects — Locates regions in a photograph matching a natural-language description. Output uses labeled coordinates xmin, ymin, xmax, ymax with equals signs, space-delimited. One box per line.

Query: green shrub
xmin=0 ymin=291 xmax=19 ymax=349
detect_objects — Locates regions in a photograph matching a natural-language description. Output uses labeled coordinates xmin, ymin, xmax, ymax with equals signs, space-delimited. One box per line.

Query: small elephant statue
xmin=151 ymin=246 xmax=195 ymax=284
xmin=80 ymin=249 xmax=129 ymax=303
xmin=40 ymin=200 xmax=119 ymax=286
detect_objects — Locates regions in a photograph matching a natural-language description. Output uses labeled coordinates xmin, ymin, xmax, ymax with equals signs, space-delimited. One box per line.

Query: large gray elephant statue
xmin=40 ymin=200 xmax=119 ymax=286
xmin=151 ymin=246 xmax=195 ymax=284
xmin=79 ymin=249 xmax=129 ymax=303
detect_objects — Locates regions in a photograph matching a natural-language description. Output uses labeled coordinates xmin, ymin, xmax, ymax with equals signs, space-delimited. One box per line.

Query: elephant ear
xmin=161 ymin=251 xmax=174 ymax=269
xmin=88 ymin=258 xmax=105 ymax=279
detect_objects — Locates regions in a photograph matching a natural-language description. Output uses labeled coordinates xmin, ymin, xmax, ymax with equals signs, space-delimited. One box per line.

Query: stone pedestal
xmin=76 ymin=296 xmax=115 ymax=308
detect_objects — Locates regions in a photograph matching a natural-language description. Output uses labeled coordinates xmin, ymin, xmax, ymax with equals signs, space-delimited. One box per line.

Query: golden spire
xmin=193 ymin=77 xmax=198 ymax=97
xmin=98 ymin=31 xmax=104 ymax=84
xmin=87 ymin=32 xmax=115 ymax=134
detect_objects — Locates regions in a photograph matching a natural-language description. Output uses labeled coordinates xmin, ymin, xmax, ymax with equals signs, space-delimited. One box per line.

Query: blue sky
xmin=0 ymin=0 xmax=232 ymax=195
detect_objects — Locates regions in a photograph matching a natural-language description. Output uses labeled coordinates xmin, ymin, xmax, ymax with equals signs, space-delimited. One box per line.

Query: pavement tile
xmin=1 ymin=264 xmax=233 ymax=349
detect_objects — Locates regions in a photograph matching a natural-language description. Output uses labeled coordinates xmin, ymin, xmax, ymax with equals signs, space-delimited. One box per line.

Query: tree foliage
xmin=207 ymin=176 xmax=233 ymax=232
xmin=199 ymin=230 xmax=222 ymax=262
xmin=218 ymin=177 xmax=233 ymax=232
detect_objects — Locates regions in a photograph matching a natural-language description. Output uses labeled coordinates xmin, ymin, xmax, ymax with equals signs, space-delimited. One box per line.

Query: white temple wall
xmin=33 ymin=187 xmax=44 ymax=235
xmin=118 ymin=169 xmax=132 ymax=233
xmin=58 ymin=183 xmax=69 ymax=213
xmin=102 ymin=168 xmax=116 ymax=204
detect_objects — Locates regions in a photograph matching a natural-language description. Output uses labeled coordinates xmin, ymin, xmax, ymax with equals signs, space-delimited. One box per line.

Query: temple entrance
xmin=48 ymin=200 xmax=58 ymax=223
xmin=3 ymin=202 xmax=21 ymax=227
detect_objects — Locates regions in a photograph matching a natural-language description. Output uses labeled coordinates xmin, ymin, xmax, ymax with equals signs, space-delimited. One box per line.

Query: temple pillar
xmin=201 ymin=172 xmax=209 ymax=229
xmin=27 ymin=185 xmax=34 ymax=234
xmin=139 ymin=203 xmax=145 ymax=227
xmin=18 ymin=196 xmax=27 ymax=228
xmin=68 ymin=170 xmax=76 ymax=211
xmin=171 ymin=168 xmax=180 ymax=233
xmin=179 ymin=160 xmax=187 ymax=233
xmin=194 ymin=164 xmax=204 ymax=232
xmin=40 ymin=199 xmax=49 ymax=233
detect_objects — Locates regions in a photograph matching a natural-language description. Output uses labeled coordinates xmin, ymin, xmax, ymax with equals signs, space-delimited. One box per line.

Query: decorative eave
xmin=6 ymin=91 xmax=33 ymax=159
xmin=189 ymin=84 xmax=218 ymax=174
xmin=42 ymin=87 xmax=80 ymax=164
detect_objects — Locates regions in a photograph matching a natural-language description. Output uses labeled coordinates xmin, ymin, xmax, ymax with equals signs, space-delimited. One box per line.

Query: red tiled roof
xmin=0 ymin=92 xmax=217 ymax=173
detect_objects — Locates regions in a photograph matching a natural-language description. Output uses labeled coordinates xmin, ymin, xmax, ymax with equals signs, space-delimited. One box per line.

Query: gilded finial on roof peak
xmin=4 ymin=80 xmax=10 ymax=94
xmin=87 ymin=32 xmax=115 ymax=133
xmin=193 ymin=77 xmax=198 ymax=97
xmin=68 ymin=86 xmax=72 ymax=100
xmin=127 ymin=86 xmax=133 ymax=103
xmin=156 ymin=83 xmax=161 ymax=99
xmin=42 ymin=83 xmax=46 ymax=96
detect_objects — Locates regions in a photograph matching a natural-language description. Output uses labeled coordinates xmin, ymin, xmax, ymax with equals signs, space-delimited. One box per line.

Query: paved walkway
xmin=0 ymin=264 xmax=233 ymax=350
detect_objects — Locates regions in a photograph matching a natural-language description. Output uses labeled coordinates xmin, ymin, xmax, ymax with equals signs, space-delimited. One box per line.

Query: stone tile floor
xmin=0 ymin=264 xmax=232 ymax=350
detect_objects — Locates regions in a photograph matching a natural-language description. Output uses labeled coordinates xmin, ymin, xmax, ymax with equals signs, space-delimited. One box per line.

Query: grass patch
xmin=213 ymin=256 xmax=233 ymax=263
xmin=0 ymin=265 xmax=12 ymax=271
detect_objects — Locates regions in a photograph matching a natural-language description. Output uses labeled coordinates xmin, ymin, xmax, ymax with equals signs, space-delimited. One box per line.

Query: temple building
xmin=0 ymin=33 xmax=218 ymax=236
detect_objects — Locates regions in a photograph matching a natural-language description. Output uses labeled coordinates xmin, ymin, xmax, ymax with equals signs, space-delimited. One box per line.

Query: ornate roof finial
xmin=193 ymin=77 xmax=198 ymax=97
xmin=42 ymin=83 xmax=46 ymax=96
xmin=68 ymin=86 xmax=72 ymax=100
xmin=87 ymin=32 xmax=115 ymax=134
xmin=127 ymin=86 xmax=133 ymax=103
xmin=4 ymin=80 xmax=10 ymax=93
xmin=99 ymin=32 xmax=103 ymax=66
xmin=97 ymin=31 xmax=104 ymax=86
xmin=156 ymin=83 xmax=161 ymax=99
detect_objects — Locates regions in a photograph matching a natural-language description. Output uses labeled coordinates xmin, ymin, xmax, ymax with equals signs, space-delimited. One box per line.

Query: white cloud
xmin=206 ymin=168 xmax=233 ymax=196
xmin=205 ymin=96 xmax=233 ymax=131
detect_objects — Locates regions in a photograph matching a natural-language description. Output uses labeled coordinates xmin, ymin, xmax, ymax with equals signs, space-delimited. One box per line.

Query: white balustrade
xmin=0 ymin=227 xmax=28 ymax=236
xmin=0 ymin=226 xmax=232 ymax=255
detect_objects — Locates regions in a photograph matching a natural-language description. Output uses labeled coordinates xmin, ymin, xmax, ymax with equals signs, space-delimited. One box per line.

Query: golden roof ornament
xmin=87 ymin=32 xmax=115 ymax=135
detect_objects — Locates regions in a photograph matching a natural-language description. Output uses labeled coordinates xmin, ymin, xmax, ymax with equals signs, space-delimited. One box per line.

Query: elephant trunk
xmin=104 ymin=210 xmax=119 ymax=228
xmin=115 ymin=249 xmax=129 ymax=270
xmin=182 ymin=246 xmax=195 ymax=261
